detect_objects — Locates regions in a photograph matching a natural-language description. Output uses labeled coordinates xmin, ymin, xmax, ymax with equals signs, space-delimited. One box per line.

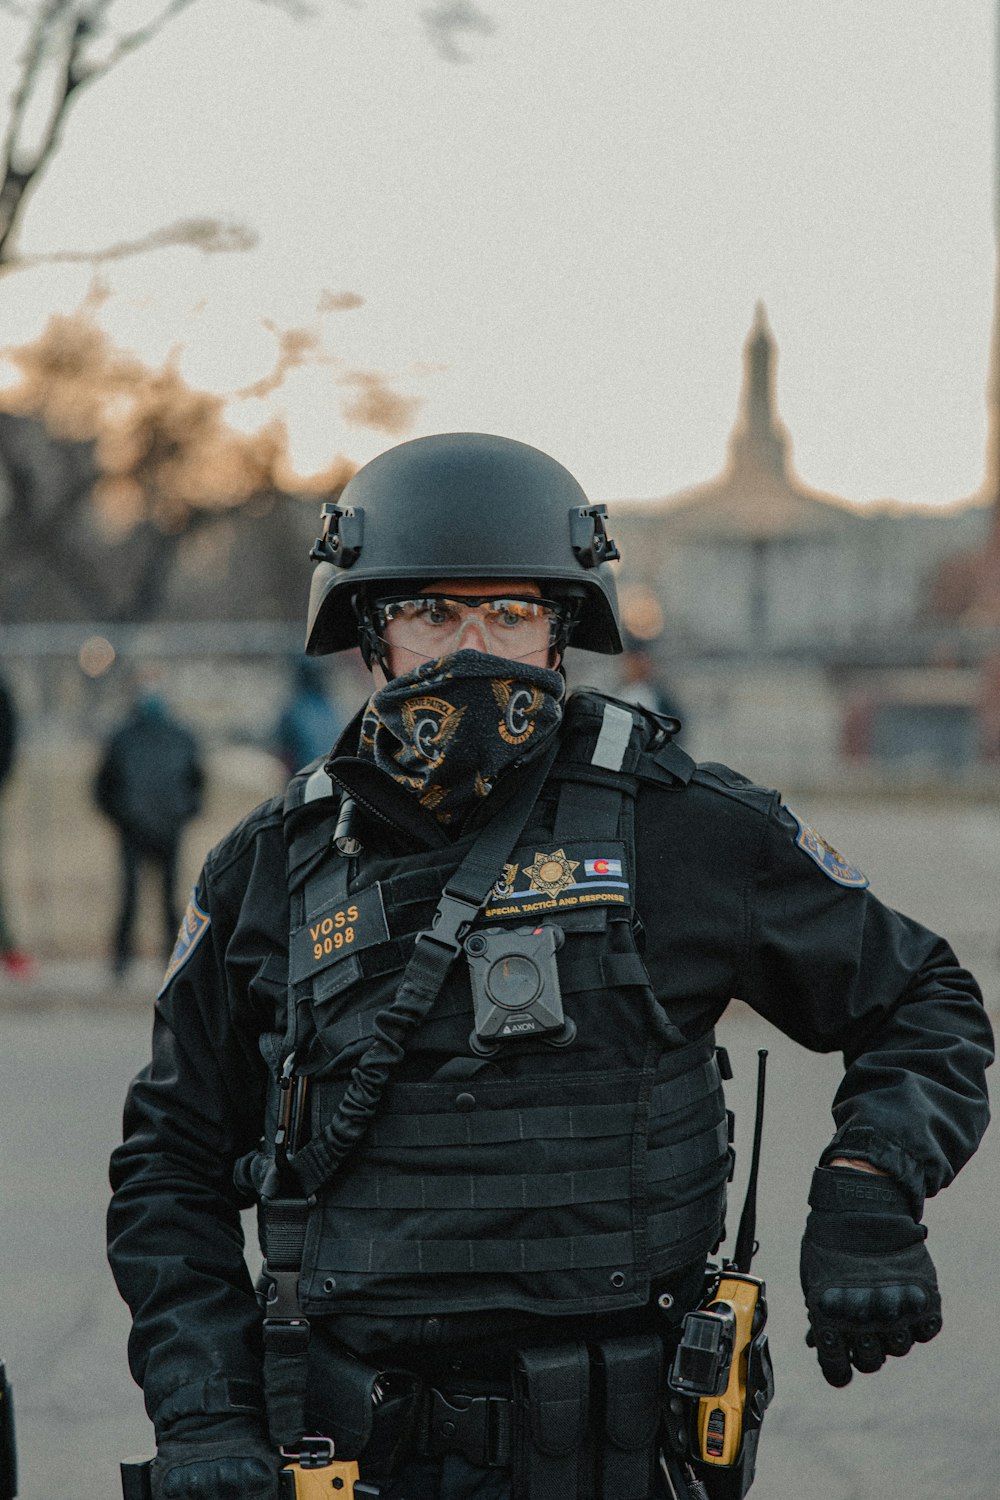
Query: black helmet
xmin=305 ymin=432 xmax=623 ymax=656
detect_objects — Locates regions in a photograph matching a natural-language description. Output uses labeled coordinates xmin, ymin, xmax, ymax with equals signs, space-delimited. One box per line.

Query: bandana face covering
xmin=359 ymin=648 xmax=564 ymax=825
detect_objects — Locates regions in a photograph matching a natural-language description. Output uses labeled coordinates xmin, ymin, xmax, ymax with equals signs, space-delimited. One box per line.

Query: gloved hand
xmin=800 ymin=1165 xmax=942 ymax=1387
xmin=151 ymin=1416 xmax=284 ymax=1500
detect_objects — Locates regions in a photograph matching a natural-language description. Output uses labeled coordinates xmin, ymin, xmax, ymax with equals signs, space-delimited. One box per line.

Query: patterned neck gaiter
xmin=358 ymin=648 xmax=564 ymax=826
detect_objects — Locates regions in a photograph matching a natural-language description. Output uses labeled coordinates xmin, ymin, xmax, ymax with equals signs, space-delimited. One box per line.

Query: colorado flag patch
xmin=787 ymin=809 xmax=869 ymax=889
xmin=158 ymin=891 xmax=211 ymax=995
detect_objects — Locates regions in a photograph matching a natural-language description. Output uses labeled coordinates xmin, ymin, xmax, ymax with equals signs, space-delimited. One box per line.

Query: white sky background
xmin=1 ymin=0 xmax=996 ymax=506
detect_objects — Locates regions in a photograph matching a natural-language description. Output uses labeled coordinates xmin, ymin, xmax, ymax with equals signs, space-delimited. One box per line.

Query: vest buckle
xmin=426 ymin=1389 xmax=512 ymax=1468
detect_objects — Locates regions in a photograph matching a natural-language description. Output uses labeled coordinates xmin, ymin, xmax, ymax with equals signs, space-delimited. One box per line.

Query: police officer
xmin=108 ymin=433 xmax=993 ymax=1500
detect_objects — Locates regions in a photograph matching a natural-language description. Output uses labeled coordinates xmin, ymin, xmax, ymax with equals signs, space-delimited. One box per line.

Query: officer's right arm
xmin=107 ymin=849 xmax=275 ymax=1443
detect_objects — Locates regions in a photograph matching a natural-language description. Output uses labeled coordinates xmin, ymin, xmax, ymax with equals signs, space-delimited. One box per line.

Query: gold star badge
xmin=523 ymin=848 xmax=579 ymax=898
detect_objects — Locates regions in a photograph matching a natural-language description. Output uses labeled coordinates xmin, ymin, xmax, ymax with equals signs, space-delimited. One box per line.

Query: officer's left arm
xmin=744 ymin=798 xmax=993 ymax=1383
xmin=744 ymin=796 xmax=993 ymax=1207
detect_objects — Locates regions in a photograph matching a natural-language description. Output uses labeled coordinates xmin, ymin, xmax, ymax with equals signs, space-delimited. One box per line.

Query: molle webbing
xmin=297 ymin=1035 xmax=728 ymax=1317
xmin=303 ymin=948 xmax=658 ymax=1059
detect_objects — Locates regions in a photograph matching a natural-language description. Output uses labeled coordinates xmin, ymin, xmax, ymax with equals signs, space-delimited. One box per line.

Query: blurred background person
xmin=0 ymin=667 xmax=34 ymax=979
xmin=271 ymin=654 xmax=344 ymax=777
xmin=615 ymin=632 xmax=686 ymax=736
xmin=94 ymin=682 xmax=205 ymax=980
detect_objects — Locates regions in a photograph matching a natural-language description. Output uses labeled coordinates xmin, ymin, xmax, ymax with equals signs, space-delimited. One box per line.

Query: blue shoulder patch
xmin=787 ymin=808 xmax=869 ymax=889
xmin=158 ymin=891 xmax=211 ymax=995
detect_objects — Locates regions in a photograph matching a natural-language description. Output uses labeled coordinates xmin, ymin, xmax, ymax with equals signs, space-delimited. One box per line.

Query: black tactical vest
xmin=262 ymin=693 xmax=732 ymax=1324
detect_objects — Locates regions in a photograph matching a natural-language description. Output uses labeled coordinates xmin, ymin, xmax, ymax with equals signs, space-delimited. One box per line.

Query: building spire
xmin=728 ymin=302 xmax=790 ymax=477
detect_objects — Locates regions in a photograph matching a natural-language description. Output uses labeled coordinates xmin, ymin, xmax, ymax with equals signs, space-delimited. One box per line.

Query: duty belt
xmin=382 ymin=1337 xmax=661 ymax=1500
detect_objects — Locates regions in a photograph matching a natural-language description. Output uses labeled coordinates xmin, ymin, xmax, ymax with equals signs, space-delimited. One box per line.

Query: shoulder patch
xmin=786 ymin=808 xmax=869 ymax=889
xmin=158 ymin=890 xmax=211 ymax=995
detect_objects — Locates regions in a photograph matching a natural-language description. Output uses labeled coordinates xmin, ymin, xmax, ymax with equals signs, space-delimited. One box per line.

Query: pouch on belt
xmin=589 ymin=1334 xmax=662 ymax=1500
xmin=513 ymin=1343 xmax=589 ymax=1500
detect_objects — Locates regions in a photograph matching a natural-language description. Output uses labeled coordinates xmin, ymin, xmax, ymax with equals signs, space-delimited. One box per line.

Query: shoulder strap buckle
xmin=426 ymin=893 xmax=481 ymax=957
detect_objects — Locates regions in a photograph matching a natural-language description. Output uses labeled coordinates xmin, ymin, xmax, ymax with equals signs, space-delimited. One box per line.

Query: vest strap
xmin=261 ymin=738 xmax=561 ymax=1449
xmin=290 ymin=739 xmax=560 ymax=1199
xmin=260 ymin=1196 xmax=314 ymax=1448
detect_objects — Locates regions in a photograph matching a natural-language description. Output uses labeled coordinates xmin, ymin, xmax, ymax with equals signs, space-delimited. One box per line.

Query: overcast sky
xmin=1 ymin=0 xmax=996 ymax=507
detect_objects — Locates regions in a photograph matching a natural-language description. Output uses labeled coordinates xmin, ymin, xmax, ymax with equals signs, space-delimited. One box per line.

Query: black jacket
xmin=95 ymin=704 xmax=204 ymax=854
xmin=107 ymin=700 xmax=993 ymax=1435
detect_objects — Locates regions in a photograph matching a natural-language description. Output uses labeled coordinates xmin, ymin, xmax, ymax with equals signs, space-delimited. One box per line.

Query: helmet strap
xmin=354 ymin=592 xmax=393 ymax=678
xmin=551 ymin=596 xmax=581 ymax=657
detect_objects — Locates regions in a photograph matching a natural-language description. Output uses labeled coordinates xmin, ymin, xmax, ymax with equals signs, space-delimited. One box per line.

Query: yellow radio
xmin=667 ymin=1270 xmax=773 ymax=1495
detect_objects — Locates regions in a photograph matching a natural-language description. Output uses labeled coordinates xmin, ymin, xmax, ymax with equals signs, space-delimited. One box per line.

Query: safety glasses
xmin=373 ymin=594 xmax=567 ymax=652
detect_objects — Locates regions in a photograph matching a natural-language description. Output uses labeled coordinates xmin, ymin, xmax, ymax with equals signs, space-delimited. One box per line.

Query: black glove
xmin=151 ymin=1416 xmax=284 ymax=1500
xmin=800 ymin=1165 xmax=942 ymax=1387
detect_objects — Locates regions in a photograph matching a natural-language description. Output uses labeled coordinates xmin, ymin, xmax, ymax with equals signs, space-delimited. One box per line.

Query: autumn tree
xmin=0 ymin=1 xmax=494 ymax=621
xmin=0 ymin=307 xmax=362 ymax=621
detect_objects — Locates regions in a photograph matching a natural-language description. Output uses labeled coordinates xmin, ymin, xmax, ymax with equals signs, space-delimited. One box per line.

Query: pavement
xmin=0 ymin=959 xmax=165 ymax=1013
xmin=0 ymin=795 xmax=998 ymax=1499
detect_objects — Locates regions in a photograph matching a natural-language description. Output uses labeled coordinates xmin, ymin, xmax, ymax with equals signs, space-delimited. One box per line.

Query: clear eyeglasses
xmin=373 ymin=594 xmax=565 ymax=658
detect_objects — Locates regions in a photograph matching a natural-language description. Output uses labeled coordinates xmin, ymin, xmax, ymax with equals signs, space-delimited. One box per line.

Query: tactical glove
xmin=800 ymin=1165 xmax=942 ymax=1387
xmin=151 ymin=1416 xmax=283 ymax=1500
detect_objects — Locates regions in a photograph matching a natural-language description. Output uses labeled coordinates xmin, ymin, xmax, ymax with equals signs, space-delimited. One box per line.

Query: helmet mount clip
xmin=570 ymin=504 xmax=620 ymax=569
xmin=310 ymin=504 xmax=365 ymax=569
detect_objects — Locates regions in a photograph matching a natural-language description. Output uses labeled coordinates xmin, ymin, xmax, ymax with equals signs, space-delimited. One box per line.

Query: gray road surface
xmin=1 ymin=797 xmax=997 ymax=1500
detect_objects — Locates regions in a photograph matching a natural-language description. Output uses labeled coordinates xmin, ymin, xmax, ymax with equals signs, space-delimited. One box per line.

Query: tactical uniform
xmin=108 ymin=691 xmax=992 ymax=1489
xmin=108 ymin=434 xmax=993 ymax=1500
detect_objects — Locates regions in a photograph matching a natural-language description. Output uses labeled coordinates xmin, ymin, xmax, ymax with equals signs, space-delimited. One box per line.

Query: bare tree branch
xmin=420 ymin=0 xmax=495 ymax=64
xmin=82 ymin=0 xmax=198 ymax=81
xmin=1 ymin=1 xmax=58 ymax=174
xmin=0 ymin=0 xmax=312 ymax=265
xmin=8 ymin=214 xmax=259 ymax=271
xmin=1 ymin=3 xmax=102 ymax=261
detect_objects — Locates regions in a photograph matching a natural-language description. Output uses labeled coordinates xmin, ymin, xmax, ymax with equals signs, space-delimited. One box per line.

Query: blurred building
xmin=605 ymin=305 xmax=994 ymax=783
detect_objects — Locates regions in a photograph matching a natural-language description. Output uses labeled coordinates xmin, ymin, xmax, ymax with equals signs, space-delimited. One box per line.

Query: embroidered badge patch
xmin=522 ymin=848 xmax=580 ymax=898
xmin=158 ymin=891 xmax=211 ymax=995
xmin=787 ymin=809 xmax=869 ymax=889
xmin=483 ymin=840 xmax=630 ymax=919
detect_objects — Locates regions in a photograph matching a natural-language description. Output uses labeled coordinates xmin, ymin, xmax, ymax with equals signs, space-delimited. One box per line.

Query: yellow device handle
xmin=696 ymin=1275 xmax=761 ymax=1467
xmin=282 ymin=1457 xmax=361 ymax=1497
